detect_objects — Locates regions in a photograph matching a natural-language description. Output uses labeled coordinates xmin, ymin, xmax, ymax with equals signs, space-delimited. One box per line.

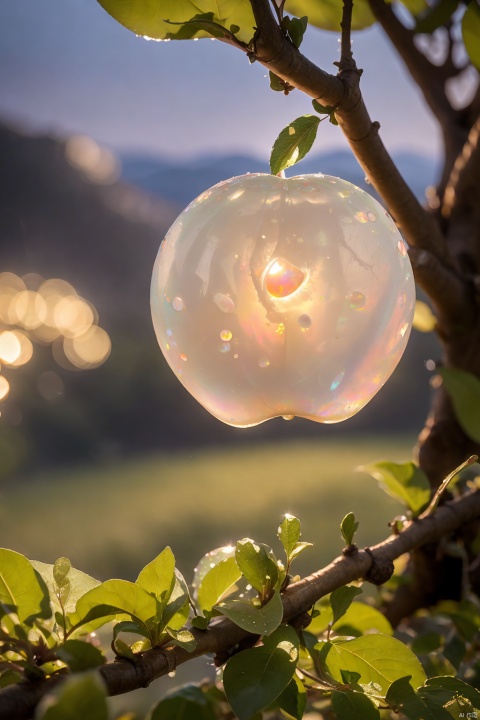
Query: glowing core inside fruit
xmin=265 ymin=258 xmax=305 ymax=298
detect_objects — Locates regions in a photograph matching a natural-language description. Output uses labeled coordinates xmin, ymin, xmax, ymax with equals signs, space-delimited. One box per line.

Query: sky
xmin=0 ymin=0 xmax=442 ymax=162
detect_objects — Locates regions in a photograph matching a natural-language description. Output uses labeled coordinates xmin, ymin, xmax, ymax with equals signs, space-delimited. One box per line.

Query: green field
xmin=0 ymin=437 xmax=414 ymax=583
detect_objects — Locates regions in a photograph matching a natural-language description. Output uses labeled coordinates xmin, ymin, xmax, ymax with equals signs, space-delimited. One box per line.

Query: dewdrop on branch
xmin=151 ymin=173 xmax=415 ymax=427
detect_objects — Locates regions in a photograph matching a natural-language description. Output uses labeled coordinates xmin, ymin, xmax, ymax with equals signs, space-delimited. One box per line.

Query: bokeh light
xmin=65 ymin=135 xmax=120 ymax=185
xmin=0 ymin=271 xmax=111 ymax=406
xmin=0 ymin=376 xmax=10 ymax=401
xmin=0 ymin=331 xmax=22 ymax=364
xmin=8 ymin=290 xmax=47 ymax=329
xmin=64 ymin=326 xmax=111 ymax=369
xmin=54 ymin=296 xmax=94 ymax=338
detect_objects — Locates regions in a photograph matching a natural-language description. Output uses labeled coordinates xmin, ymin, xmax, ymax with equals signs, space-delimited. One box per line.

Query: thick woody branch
xmin=2 ymin=488 xmax=480 ymax=720
xmin=442 ymin=116 xmax=480 ymax=219
xmin=408 ymin=247 xmax=473 ymax=335
xmin=247 ymin=0 xmax=455 ymax=272
xmin=366 ymin=0 xmax=459 ymax=129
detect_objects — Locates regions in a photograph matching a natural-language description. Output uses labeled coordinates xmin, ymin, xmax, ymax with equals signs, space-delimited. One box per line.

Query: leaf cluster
xmin=2 ymin=507 xmax=480 ymax=719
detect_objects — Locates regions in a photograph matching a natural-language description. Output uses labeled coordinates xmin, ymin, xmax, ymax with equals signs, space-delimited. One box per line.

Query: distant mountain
xmin=120 ymin=150 xmax=439 ymax=208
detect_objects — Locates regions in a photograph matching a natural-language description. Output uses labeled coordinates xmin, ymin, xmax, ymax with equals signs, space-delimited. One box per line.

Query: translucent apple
xmin=151 ymin=173 xmax=415 ymax=427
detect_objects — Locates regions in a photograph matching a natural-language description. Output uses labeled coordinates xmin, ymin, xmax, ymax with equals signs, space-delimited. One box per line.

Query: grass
xmin=0 ymin=436 xmax=414 ymax=583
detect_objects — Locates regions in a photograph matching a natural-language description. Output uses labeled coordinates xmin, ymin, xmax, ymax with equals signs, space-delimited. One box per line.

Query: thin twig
xmin=421 ymin=455 xmax=478 ymax=517
xmin=338 ymin=0 xmax=354 ymax=71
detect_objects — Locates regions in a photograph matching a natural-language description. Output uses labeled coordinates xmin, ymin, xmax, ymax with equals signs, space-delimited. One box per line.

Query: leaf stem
xmin=421 ymin=455 xmax=478 ymax=517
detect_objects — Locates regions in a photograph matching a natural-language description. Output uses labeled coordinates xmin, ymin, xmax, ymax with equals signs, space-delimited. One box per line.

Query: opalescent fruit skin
xmin=151 ymin=173 xmax=415 ymax=427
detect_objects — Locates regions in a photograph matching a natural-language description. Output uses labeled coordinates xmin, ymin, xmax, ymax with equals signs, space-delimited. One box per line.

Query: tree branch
xmin=2 ymin=488 xmax=480 ymax=720
xmin=338 ymin=0 xmax=354 ymax=71
xmin=408 ymin=247 xmax=473 ymax=336
xmin=366 ymin=0 xmax=459 ymax=129
xmin=246 ymin=0 xmax=456 ymax=275
xmin=442 ymin=115 xmax=480 ymax=220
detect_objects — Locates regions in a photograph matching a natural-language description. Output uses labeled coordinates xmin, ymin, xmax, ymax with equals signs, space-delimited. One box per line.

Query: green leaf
xmin=223 ymin=625 xmax=299 ymax=720
xmin=443 ymin=633 xmax=466 ymax=670
xmin=96 ymin=0 xmax=255 ymax=44
xmin=53 ymin=558 xmax=71 ymax=588
xmin=439 ymin=367 xmax=480 ymax=442
xmin=289 ymin=542 xmax=312 ymax=562
xmin=330 ymin=586 xmax=363 ymax=626
xmin=197 ymin=556 xmax=241 ymax=613
xmin=287 ymin=16 xmax=308 ymax=48
xmin=0 ymin=549 xmax=51 ymax=624
xmin=340 ymin=513 xmax=359 ymax=547
xmin=309 ymin=601 xmax=393 ymax=637
xmin=193 ymin=546 xmax=236 ymax=594
xmin=270 ymin=71 xmax=286 ymax=92
xmin=147 ymin=684 xmax=216 ymax=720
xmin=36 ymin=672 xmax=108 ymax=720
xmin=312 ymin=99 xmax=336 ymax=114
xmin=357 ymin=461 xmax=430 ymax=516
xmin=315 ymin=635 xmax=426 ymax=695
xmin=411 ymin=631 xmax=443 ymax=655
xmin=165 ymin=627 xmax=196 ymax=652
xmin=386 ymin=676 xmax=444 ymax=720
xmin=55 ymin=639 xmax=106 ymax=672
xmin=191 ymin=614 xmax=210 ymax=629
xmin=32 ymin=559 xmax=99 ymax=634
xmin=399 ymin=0 xmax=428 ymax=17
xmin=437 ymin=599 xmax=480 ymax=641
xmin=463 ymin=1 xmax=480 ymax=70
xmin=270 ymin=115 xmax=320 ymax=175
xmin=340 ymin=669 xmax=362 ymax=685
xmin=136 ymin=547 xmax=176 ymax=615
xmin=415 ymin=0 xmax=460 ymax=33
xmin=331 ymin=690 xmax=380 ymax=719
xmin=217 ymin=590 xmax=283 ymax=636
xmin=235 ymin=539 xmax=278 ymax=596
xmin=74 ymin=579 xmax=157 ymax=632
xmin=285 ymin=0 xmax=376 ymax=31
xmin=112 ymin=620 xmax=151 ymax=655
xmin=278 ymin=515 xmax=301 ymax=559
xmin=113 ymin=637 xmax=135 ymax=660
xmin=162 ymin=570 xmax=190 ymax=630
xmin=163 ymin=12 xmax=241 ymax=40
xmin=276 ymin=674 xmax=307 ymax=719
xmin=278 ymin=515 xmax=311 ymax=565
xmin=420 ymin=676 xmax=480 ymax=710
xmin=0 ymin=669 xmax=23 ymax=688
